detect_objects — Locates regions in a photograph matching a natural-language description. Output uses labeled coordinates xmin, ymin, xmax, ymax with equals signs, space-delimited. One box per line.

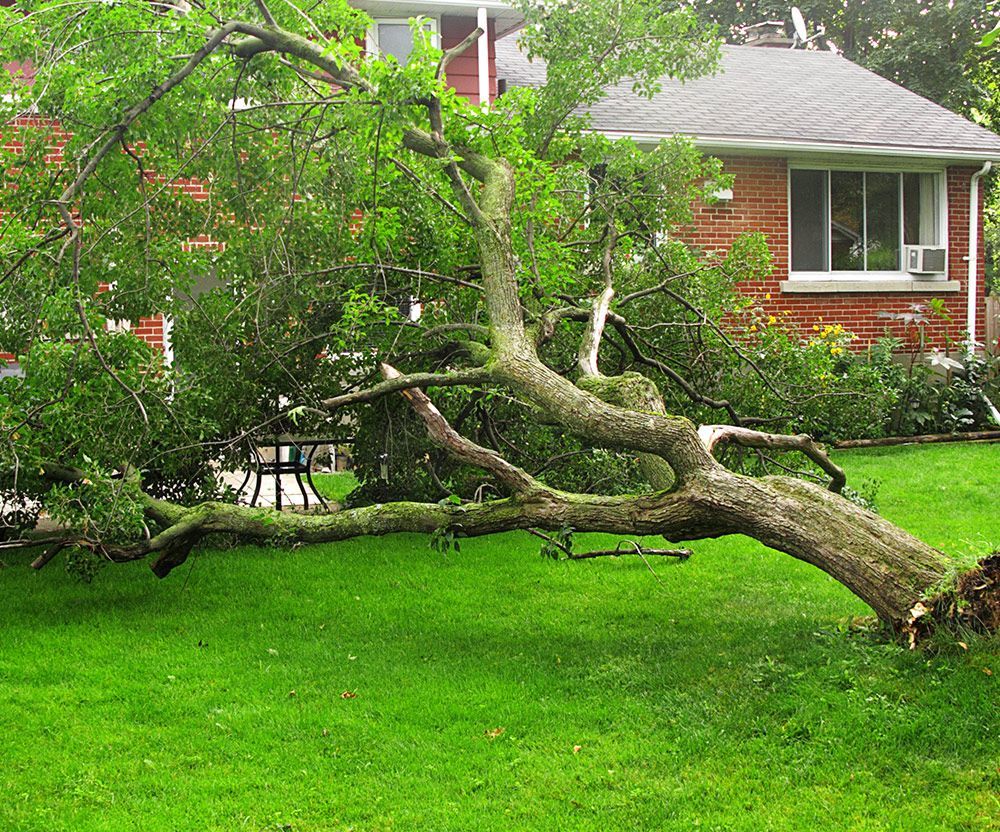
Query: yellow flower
xmin=764 ymin=292 xmax=772 ymax=300
xmin=767 ymin=315 xmax=777 ymax=325
xmin=831 ymin=347 xmax=843 ymax=355
xmin=812 ymin=324 xmax=820 ymax=332
xmin=749 ymin=324 xmax=757 ymax=333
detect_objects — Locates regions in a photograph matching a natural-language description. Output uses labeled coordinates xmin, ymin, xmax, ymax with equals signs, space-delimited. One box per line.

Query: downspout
xmin=965 ymin=160 xmax=992 ymax=352
xmin=477 ymin=7 xmax=489 ymax=107
xmin=965 ymin=161 xmax=1000 ymax=425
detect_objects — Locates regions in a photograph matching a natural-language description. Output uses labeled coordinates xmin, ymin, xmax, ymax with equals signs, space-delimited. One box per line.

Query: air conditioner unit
xmin=905 ymin=245 xmax=947 ymax=276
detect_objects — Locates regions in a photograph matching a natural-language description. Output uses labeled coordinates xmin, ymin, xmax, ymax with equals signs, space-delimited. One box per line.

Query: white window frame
xmin=366 ymin=16 xmax=441 ymax=63
xmin=786 ymin=162 xmax=948 ymax=282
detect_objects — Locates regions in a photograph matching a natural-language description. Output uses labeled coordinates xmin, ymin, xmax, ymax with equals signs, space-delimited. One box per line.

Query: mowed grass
xmin=1 ymin=444 xmax=998 ymax=832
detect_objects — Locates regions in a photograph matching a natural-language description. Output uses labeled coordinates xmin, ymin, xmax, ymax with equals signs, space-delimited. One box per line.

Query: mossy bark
xmin=137 ymin=466 xmax=959 ymax=630
xmin=577 ymin=372 xmax=676 ymax=490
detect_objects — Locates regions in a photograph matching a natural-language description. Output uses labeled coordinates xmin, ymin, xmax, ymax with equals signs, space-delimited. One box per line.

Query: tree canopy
xmin=694 ymin=0 xmax=999 ymax=119
xmin=1 ymin=0 xmax=997 ymax=638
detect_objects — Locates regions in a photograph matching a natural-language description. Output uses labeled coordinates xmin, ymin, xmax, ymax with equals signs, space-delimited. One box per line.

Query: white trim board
xmin=596 ymin=131 xmax=1000 ymax=165
xmin=780 ymin=279 xmax=960 ymax=294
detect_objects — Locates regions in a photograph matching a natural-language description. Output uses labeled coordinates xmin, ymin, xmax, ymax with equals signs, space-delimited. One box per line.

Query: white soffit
xmin=353 ymin=0 xmax=524 ymax=37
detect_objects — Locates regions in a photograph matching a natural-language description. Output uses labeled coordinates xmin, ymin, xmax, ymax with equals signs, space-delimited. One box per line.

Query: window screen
xmin=790 ymin=169 xmax=827 ymax=271
xmin=377 ymin=23 xmax=415 ymax=64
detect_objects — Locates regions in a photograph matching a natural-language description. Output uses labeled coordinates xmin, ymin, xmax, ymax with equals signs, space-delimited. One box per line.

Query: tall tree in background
xmin=694 ymin=0 xmax=998 ymax=117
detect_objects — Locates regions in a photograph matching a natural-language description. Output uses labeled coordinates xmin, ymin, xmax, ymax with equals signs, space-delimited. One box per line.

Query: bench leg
xmin=305 ymin=444 xmax=329 ymax=512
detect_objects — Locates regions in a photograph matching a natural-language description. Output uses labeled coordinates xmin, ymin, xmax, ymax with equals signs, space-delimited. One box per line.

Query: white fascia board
xmin=354 ymin=0 xmax=523 ymax=36
xmin=357 ymin=0 xmax=512 ymax=10
xmin=595 ymin=130 xmax=1000 ymax=164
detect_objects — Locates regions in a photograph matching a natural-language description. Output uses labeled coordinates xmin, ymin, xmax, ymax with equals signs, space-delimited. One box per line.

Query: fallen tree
xmin=0 ymin=0 xmax=996 ymax=640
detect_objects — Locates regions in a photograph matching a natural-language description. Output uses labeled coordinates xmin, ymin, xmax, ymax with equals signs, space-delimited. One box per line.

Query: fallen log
xmin=834 ymin=430 xmax=1000 ymax=450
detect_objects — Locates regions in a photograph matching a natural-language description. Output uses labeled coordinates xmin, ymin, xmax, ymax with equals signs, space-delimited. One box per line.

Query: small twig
xmin=322 ymin=366 xmax=488 ymax=412
xmin=566 ymin=540 xmax=692 ymax=588
xmin=566 ymin=541 xmax=692 ymax=561
xmin=525 ymin=527 xmax=573 ymax=556
xmin=253 ymin=0 xmax=278 ymax=26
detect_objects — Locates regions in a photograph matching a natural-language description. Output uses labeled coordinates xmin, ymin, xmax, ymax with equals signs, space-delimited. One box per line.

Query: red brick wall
xmin=682 ymin=155 xmax=986 ymax=349
xmin=131 ymin=315 xmax=166 ymax=348
xmin=685 ymin=155 xmax=790 ymax=277
xmin=1 ymin=119 xmax=224 ymax=360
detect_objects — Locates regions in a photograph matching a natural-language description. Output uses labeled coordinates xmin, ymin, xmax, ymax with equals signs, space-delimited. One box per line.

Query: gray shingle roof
xmin=495 ymin=39 xmax=1000 ymax=159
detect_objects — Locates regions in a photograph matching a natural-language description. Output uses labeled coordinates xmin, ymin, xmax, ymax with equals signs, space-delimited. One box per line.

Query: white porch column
xmin=477 ymin=7 xmax=489 ymax=106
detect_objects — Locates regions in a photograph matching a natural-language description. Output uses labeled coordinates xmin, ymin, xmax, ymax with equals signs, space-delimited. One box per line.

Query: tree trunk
xmin=132 ymin=464 xmax=960 ymax=632
xmin=577 ymin=372 xmax=676 ymax=490
xmin=680 ymin=469 xmax=951 ymax=626
xmin=27 ymin=16 xmax=995 ymax=643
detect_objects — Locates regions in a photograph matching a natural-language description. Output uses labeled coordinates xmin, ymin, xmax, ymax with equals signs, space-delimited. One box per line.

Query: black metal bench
xmin=239 ymin=436 xmax=333 ymax=511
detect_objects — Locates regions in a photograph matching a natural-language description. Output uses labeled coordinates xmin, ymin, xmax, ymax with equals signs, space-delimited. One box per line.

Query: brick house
xmin=496 ymin=28 xmax=1000 ymax=350
xmin=5 ymin=2 xmax=1000 ymax=360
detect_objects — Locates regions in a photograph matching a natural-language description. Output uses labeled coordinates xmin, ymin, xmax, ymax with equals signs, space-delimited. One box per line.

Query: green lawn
xmin=1 ymin=444 xmax=998 ymax=831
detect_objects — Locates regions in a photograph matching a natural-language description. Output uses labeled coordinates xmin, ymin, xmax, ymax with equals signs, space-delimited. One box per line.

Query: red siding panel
xmin=440 ymin=15 xmax=497 ymax=105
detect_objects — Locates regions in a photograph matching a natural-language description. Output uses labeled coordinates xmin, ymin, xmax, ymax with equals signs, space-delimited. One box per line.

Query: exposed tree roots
xmin=904 ymin=553 xmax=1000 ymax=646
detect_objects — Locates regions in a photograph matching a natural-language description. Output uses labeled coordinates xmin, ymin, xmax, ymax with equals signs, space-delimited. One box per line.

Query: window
xmin=0 ymin=361 xmax=23 ymax=378
xmin=790 ymin=168 xmax=942 ymax=274
xmin=370 ymin=18 xmax=438 ymax=65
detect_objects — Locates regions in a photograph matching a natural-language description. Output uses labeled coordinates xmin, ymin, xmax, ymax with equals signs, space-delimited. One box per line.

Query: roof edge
xmin=597 ymin=131 xmax=1000 ymax=164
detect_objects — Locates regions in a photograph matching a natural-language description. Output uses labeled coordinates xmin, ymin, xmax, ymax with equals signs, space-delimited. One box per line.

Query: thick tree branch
xmin=320 ymin=367 xmax=489 ymax=412
xmin=577 ymin=226 xmax=618 ymax=377
xmin=127 ymin=481 xmax=718 ymax=579
xmin=577 ymin=283 xmax=614 ymax=377
xmin=697 ymin=425 xmax=847 ymax=493
xmin=229 ymin=21 xmax=368 ymax=91
xmin=381 ymin=363 xmax=536 ymax=493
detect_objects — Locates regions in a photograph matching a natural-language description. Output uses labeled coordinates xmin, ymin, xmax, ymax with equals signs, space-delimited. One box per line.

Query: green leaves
xmin=429 ymin=525 xmax=461 ymax=554
xmin=511 ymin=0 xmax=720 ymax=152
xmin=982 ymin=21 xmax=1000 ymax=48
xmin=538 ymin=525 xmax=573 ymax=560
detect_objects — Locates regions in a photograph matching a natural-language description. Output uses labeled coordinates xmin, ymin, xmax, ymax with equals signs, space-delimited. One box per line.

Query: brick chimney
xmin=743 ymin=21 xmax=794 ymax=48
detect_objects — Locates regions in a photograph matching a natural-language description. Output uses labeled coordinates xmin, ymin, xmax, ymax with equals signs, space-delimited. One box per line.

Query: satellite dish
xmin=791 ymin=7 xmax=808 ymax=45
